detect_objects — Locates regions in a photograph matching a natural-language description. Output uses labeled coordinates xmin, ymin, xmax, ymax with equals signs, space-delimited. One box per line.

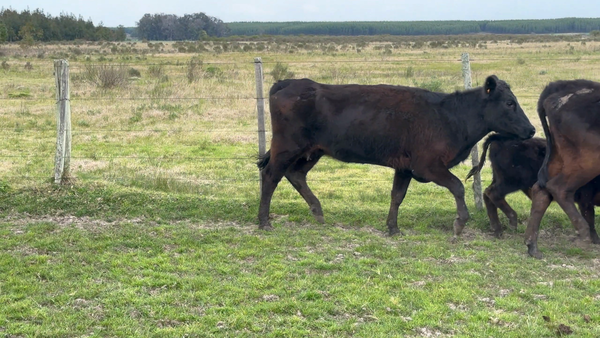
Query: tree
xmin=18 ymin=22 xmax=42 ymax=48
xmin=0 ymin=22 xmax=8 ymax=43
xmin=135 ymin=12 xmax=229 ymax=41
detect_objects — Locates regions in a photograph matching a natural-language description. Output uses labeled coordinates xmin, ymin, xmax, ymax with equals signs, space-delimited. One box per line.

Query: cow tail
xmin=537 ymin=103 xmax=552 ymax=189
xmin=256 ymin=150 xmax=271 ymax=170
xmin=465 ymin=134 xmax=515 ymax=182
xmin=465 ymin=136 xmax=493 ymax=181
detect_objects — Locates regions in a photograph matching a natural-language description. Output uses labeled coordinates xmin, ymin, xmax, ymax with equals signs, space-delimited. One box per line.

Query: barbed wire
xmin=68 ymin=57 xmax=600 ymax=66
xmin=0 ymin=96 xmax=255 ymax=101
xmin=69 ymin=61 xmax=244 ymax=68
xmin=0 ymin=154 xmax=256 ymax=160
xmin=0 ymin=93 xmax=557 ymax=103
xmin=2 ymin=174 xmax=394 ymax=183
xmin=0 ymin=128 xmax=271 ymax=133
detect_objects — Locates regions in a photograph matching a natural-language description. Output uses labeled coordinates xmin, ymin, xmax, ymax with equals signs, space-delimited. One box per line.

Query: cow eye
xmin=506 ymin=101 xmax=515 ymax=107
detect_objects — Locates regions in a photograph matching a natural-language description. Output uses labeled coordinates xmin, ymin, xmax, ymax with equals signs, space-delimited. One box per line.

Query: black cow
xmin=257 ymin=76 xmax=535 ymax=237
xmin=466 ymin=134 xmax=600 ymax=242
xmin=525 ymin=79 xmax=600 ymax=258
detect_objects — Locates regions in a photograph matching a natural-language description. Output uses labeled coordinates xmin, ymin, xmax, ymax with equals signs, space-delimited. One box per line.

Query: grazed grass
xmin=1 ymin=38 xmax=600 ymax=336
xmin=0 ymin=210 xmax=599 ymax=337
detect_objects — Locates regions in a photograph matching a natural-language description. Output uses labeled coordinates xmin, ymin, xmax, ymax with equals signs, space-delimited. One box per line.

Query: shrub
xmin=270 ymin=62 xmax=294 ymax=82
xmin=82 ymin=64 xmax=128 ymax=89
xmin=418 ymin=79 xmax=443 ymax=92
xmin=148 ymin=64 xmax=164 ymax=78
xmin=1 ymin=60 xmax=9 ymax=71
xmin=128 ymin=67 xmax=141 ymax=77
xmin=24 ymin=62 xmax=33 ymax=71
xmin=204 ymin=65 xmax=224 ymax=80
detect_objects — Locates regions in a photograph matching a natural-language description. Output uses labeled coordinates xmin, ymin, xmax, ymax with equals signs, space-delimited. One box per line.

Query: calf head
xmin=481 ymin=75 xmax=535 ymax=140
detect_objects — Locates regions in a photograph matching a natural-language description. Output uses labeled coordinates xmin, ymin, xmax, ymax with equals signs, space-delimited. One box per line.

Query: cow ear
xmin=485 ymin=75 xmax=498 ymax=95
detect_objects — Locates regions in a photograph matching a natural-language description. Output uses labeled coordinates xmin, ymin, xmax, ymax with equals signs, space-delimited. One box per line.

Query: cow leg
xmin=386 ymin=170 xmax=412 ymax=236
xmin=524 ymin=183 xmax=552 ymax=259
xmin=285 ymin=151 xmax=325 ymax=223
xmin=419 ymin=166 xmax=469 ymax=238
xmin=546 ymin=174 xmax=592 ymax=242
xmin=577 ymin=200 xmax=600 ymax=244
xmin=258 ymin=146 xmax=305 ymax=230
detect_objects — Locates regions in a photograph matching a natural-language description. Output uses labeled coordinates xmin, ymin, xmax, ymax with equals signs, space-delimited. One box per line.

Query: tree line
xmin=2 ymin=9 xmax=600 ymax=43
xmin=227 ymin=18 xmax=600 ymax=36
xmin=0 ymin=8 xmax=125 ymax=42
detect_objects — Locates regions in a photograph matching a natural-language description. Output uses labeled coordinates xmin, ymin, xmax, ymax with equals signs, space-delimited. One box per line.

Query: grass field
xmin=1 ymin=37 xmax=600 ymax=337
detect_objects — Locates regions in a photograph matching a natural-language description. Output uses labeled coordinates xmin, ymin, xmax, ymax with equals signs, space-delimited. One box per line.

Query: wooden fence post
xmin=461 ymin=53 xmax=484 ymax=210
xmin=254 ymin=57 xmax=266 ymax=190
xmin=54 ymin=59 xmax=72 ymax=185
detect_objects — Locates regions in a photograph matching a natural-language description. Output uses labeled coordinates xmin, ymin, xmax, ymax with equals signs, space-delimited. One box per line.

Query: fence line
xmin=67 ymin=57 xmax=600 ymax=66
xmin=1 ymin=175 xmax=412 ymax=183
xmin=5 ymin=54 xmax=600 ymax=201
xmin=0 ymin=128 xmax=272 ymax=133
xmin=0 ymin=154 xmax=255 ymax=160
xmin=0 ymin=94 xmax=556 ymax=103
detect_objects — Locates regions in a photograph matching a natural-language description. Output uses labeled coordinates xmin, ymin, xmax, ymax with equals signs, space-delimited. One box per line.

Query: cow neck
xmin=441 ymin=88 xmax=489 ymax=147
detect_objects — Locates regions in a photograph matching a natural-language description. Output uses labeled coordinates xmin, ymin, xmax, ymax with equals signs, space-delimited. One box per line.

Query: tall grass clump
xmin=82 ymin=64 xmax=128 ymax=89
xmin=186 ymin=57 xmax=203 ymax=83
xmin=148 ymin=64 xmax=164 ymax=78
xmin=270 ymin=62 xmax=295 ymax=82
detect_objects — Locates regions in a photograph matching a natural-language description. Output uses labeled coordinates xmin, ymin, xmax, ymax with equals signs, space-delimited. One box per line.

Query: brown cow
xmin=466 ymin=134 xmax=600 ymax=241
xmin=525 ymin=79 xmax=600 ymax=258
xmin=257 ymin=76 xmax=535 ymax=237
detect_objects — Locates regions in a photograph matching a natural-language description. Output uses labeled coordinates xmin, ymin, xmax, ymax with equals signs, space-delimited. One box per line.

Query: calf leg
xmin=285 ymin=151 xmax=325 ymax=223
xmin=386 ymin=170 xmax=412 ymax=236
xmin=483 ymin=187 xmax=503 ymax=237
xmin=524 ymin=183 xmax=552 ymax=259
xmin=483 ymin=183 xmax=519 ymax=237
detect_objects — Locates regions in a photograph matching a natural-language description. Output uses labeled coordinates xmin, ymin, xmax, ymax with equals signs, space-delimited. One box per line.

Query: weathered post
xmin=254 ymin=57 xmax=266 ymax=190
xmin=54 ymin=59 xmax=72 ymax=184
xmin=461 ymin=53 xmax=484 ymax=210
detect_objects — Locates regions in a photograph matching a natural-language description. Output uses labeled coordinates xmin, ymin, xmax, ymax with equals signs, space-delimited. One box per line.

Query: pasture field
xmin=1 ymin=37 xmax=600 ymax=336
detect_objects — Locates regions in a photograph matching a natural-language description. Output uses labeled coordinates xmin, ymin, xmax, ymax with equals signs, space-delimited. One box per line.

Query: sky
xmin=2 ymin=0 xmax=600 ymax=27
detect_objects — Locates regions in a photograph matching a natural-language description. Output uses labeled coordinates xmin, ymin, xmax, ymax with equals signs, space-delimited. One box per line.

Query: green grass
xmin=1 ymin=155 xmax=599 ymax=336
xmin=1 ymin=38 xmax=600 ymax=336
xmin=1 ymin=189 xmax=599 ymax=337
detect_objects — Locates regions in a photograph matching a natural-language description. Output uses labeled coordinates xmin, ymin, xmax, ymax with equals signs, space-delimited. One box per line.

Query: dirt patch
xmin=2 ymin=214 xmax=139 ymax=234
xmin=71 ymin=159 xmax=109 ymax=173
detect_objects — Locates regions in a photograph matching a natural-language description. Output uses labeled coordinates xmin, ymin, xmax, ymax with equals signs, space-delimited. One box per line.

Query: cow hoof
xmin=259 ymin=224 xmax=274 ymax=231
xmin=570 ymin=234 xmax=591 ymax=244
xmin=492 ymin=231 xmax=503 ymax=239
xmin=592 ymin=234 xmax=600 ymax=245
xmin=527 ymin=245 xmax=543 ymax=259
xmin=449 ymin=235 xmax=460 ymax=243
xmin=387 ymin=228 xmax=403 ymax=237
xmin=315 ymin=215 xmax=325 ymax=224
xmin=453 ymin=220 xmax=466 ymax=237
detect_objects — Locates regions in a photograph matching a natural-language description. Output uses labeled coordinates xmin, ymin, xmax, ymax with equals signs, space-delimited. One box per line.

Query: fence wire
xmin=4 ymin=55 xmax=600 ymax=189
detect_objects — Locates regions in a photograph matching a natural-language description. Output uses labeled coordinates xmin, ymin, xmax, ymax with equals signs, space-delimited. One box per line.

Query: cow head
xmin=482 ymin=75 xmax=535 ymax=140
